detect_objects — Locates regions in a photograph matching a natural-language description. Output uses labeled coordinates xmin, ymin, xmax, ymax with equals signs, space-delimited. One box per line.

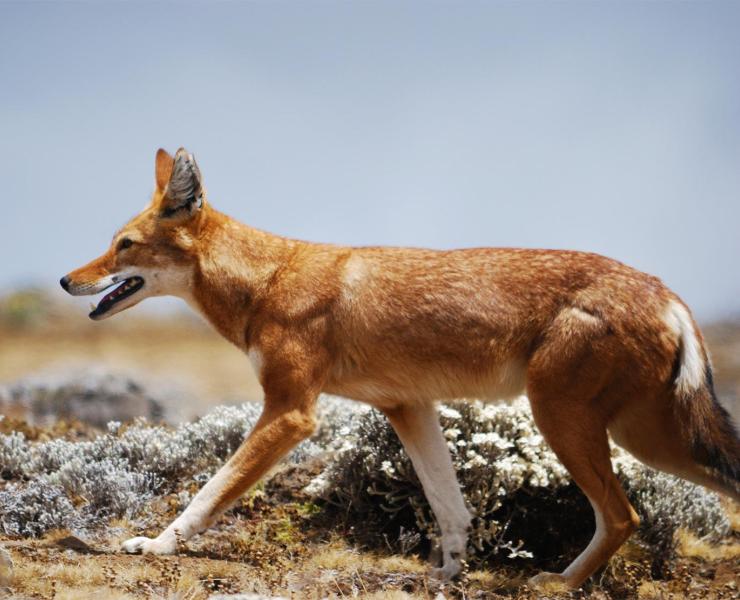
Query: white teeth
xmin=91 ymin=277 xmax=142 ymax=312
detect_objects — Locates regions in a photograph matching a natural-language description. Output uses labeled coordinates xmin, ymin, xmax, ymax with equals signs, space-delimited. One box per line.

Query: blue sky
xmin=1 ymin=1 xmax=739 ymax=320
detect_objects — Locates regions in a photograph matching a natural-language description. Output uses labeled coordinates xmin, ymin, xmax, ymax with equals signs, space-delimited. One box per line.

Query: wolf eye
xmin=117 ymin=238 xmax=134 ymax=251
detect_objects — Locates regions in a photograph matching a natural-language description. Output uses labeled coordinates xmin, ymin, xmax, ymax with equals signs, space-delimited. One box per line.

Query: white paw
xmin=430 ymin=553 xmax=464 ymax=581
xmin=120 ymin=535 xmax=176 ymax=555
xmin=431 ymin=563 xmax=461 ymax=581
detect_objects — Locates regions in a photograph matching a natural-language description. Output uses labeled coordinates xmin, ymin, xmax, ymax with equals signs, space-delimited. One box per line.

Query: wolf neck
xmin=189 ymin=207 xmax=299 ymax=348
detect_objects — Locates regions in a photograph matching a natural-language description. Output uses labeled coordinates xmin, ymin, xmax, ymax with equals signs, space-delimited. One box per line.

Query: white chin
xmin=89 ymin=297 xmax=140 ymax=320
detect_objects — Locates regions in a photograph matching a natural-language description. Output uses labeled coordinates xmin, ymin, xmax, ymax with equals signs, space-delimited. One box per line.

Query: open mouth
xmin=89 ymin=276 xmax=145 ymax=319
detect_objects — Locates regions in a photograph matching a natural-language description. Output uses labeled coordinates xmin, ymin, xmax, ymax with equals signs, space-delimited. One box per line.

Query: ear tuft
xmin=155 ymin=148 xmax=174 ymax=192
xmin=160 ymin=148 xmax=203 ymax=219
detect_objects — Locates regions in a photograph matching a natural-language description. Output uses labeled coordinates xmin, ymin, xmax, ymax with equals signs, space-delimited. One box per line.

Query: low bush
xmin=0 ymin=398 xmax=354 ymax=537
xmin=0 ymin=403 xmax=263 ymax=536
xmin=0 ymin=393 xmax=729 ymax=575
xmin=312 ymin=398 xmax=729 ymax=569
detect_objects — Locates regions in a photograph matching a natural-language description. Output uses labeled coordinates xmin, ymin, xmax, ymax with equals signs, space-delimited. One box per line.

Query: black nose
xmin=59 ymin=275 xmax=71 ymax=292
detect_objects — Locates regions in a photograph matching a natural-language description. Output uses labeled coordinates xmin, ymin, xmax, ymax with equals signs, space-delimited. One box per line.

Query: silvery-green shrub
xmin=0 ymin=403 xmax=263 ymax=536
xmin=0 ymin=392 xmax=729 ymax=560
xmin=312 ymin=398 xmax=729 ymax=567
xmin=0 ymin=397 xmax=359 ymax=537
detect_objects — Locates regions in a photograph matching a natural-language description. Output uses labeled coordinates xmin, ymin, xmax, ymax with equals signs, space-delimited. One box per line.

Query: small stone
xmin=0 ymin=546 xmax=13 ymax=587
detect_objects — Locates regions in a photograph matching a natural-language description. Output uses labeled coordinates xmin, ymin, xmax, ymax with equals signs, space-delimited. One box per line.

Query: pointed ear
xmin=159 ymin=147 xmax=204 ymax=219
xmin=155 ymin=148 xmax=174 ymax=192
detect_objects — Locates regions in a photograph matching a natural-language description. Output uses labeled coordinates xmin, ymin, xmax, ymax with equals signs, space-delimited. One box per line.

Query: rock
xmin=0 ymin=367 xmax=165 ymax=428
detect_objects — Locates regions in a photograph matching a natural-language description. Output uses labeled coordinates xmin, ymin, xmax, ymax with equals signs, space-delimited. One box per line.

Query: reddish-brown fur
xmin=62 ymin=148 xmax=739 ymax=590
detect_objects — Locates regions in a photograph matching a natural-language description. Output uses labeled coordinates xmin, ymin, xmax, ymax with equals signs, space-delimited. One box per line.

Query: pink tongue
xmin=102 ymin=284 xmax=124 ymax=303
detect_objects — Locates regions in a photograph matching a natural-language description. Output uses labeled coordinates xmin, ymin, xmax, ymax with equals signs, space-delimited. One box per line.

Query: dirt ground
xmin=1 ymin=485 xmax=738 ymax=600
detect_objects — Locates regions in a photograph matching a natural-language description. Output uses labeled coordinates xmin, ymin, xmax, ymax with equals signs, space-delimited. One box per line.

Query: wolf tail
xmin=668 ymin=300 xmax=740 ymax=496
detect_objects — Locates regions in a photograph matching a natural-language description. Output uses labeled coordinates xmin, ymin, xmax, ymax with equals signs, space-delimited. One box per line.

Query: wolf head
xmin=60 ymin=148 xmax=207 ymax=320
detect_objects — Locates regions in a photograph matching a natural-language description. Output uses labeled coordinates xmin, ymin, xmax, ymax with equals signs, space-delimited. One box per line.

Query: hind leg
xmin=524 ymin=306 xmax=642 ymax=589
xmin=527 ymin=393 xmax=640 ymax=590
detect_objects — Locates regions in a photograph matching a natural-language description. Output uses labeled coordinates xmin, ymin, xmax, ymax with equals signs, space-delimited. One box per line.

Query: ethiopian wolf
xmin=60 ymin=148 xmax=739 ymax=590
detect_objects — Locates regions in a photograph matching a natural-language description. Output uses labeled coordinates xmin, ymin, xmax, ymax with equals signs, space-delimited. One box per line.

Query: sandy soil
xmin=1 ymin=482 xmax=738 ymax=600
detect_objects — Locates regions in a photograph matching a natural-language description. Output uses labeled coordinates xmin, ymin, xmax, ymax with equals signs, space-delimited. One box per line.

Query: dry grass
xmin=1 ymin=495 xmax=738 ymax=600
xmin=726 ymin=499 xmax=740 ymax=530
xmin=676 ymin=503 xmax=740 ymax=563
xmin=307 ymin=543 xmax=427 ymax=574
xmin=677 ymin=531 xmax=740 ymax=561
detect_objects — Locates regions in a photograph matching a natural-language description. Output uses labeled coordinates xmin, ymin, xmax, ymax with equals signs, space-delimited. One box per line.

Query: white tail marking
xmin=663 ymin=300 xmax=705 ymax=395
